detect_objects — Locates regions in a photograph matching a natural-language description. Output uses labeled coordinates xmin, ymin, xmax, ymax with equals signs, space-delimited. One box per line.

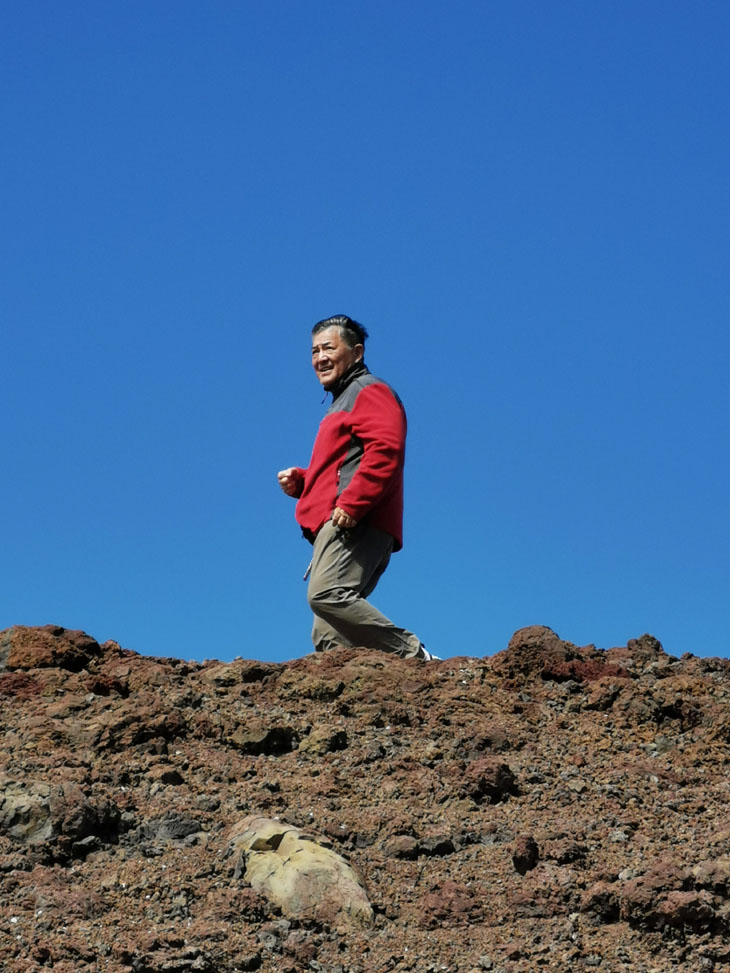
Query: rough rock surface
xmin=227 ymin=816 xmax=373 ymax=925
xmin=2 ymin=622 xmax=730 ymax=971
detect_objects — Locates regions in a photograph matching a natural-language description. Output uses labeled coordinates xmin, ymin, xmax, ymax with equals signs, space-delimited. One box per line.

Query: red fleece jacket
xmin=294 ymin=365 xmax=406 ymax=549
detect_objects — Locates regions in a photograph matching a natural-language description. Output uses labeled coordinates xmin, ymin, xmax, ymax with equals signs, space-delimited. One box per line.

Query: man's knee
xmin=307 ymin=584 xmax=352 ymax=618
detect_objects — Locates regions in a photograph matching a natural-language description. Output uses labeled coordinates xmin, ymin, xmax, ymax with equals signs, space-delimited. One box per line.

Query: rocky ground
xmin=2 ymin=623 xmax=730 ymax=972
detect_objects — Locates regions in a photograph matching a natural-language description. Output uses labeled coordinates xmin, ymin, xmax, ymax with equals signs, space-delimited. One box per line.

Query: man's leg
xmin=311 ymin=614 xmax=352 ymax=653
xmin=307 ymin=520 xmax=425 ymax=658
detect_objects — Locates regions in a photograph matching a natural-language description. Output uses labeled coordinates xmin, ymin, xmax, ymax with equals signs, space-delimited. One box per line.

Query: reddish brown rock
xmin=2 ymin=624 xmax=102 ymax=672
xmin=49 ymin=783 xmax=121 ymax=853
xmin=383 ymin=834 xmax=420 ymax=859
xmin=693 ymin=856 xmax=730 ymax=894
xmin=657 ymin=890 xmax=716 ymax=929
xmin=542 ymin=658 xmax=631 ymax=683
xmin=492 ymin=624 xmax=573 ymax=677
xmin=580 ymin=880 xmax=621 ymax=921
xmin=461 ymin=757 xmax=519 ymax=803
xmin=616 ymin=859 xmax=720 ymax=930
xmin=229 ymin=722 xmax=299 ymax=755
xmin=606 ymin=633 xmax=669 ymax=672
xmin=0 ymin=671 xmax=43 ymax=699
xmin=1 ymin=623 xmax=730 ymax=972
xmin=512 ymin=834 xmax=539 ymax=874
xmin=418 ymin=879 xmax=483 ymax=926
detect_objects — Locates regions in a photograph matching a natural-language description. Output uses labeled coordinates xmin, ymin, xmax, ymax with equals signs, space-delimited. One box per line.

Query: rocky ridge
xmin=2 ymin=623 xmax=730 ymax=972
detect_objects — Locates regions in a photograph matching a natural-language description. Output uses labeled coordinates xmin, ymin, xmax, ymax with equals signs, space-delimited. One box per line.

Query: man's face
xmin=311 ymin=326 xmax=363 ymax=389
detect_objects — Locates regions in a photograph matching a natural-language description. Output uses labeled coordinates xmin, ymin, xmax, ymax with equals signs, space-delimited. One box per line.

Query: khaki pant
xmin=307 ymin=519 xmax=424 ymax=658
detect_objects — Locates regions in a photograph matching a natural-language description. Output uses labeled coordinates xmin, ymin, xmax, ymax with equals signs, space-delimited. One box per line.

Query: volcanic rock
xmin=512 ymin=835 xmax=539 ymax=875
xmin=2 ymin=623 xmax=730 ymax=971
xmin=2 ymin=624 xmax=101 ymax=672
xmin=227 ymin=815 xmax=373 ymax=925
xmin=0 ymin=780 xmax=53 ymax=844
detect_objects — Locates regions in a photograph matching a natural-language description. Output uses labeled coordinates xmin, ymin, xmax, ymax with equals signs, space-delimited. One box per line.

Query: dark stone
xmin=137 ymin=812 xmax=204 ymax=844
xmin=230 ymin=725 xmax=299 ymax=756
xmin=463 ymin=758 xmax=519 ymax=804
xmin=512 ymin=835 xmax=539 ymax=875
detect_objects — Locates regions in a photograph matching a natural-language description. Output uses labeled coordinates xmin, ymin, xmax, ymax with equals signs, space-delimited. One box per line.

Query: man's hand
xmin=277 ymin=468 xmax=303 ymax=497
xmin=332 ymin=506 xmax=357 ymax=528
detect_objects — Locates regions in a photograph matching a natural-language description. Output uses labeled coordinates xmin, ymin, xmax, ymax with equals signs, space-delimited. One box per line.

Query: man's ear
xmin=354 ymin=343 xmax=364 ymax=362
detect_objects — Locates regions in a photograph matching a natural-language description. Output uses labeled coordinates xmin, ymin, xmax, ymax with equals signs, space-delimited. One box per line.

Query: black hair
xmin=312 ymin=314 xmax=369 ymax=349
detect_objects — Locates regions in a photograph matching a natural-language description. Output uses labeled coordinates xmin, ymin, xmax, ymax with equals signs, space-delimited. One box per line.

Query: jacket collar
xmin=327 ymin=360 xmax=369 ymax=399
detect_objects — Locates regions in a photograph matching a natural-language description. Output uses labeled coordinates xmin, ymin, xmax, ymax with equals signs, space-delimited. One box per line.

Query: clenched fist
xmin=277 ymin=468 xmax=303 ymax=497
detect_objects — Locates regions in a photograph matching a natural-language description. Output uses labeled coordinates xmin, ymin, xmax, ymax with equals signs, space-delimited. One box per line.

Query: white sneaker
xmin=420 ymin=645 xmax=442 ymax=661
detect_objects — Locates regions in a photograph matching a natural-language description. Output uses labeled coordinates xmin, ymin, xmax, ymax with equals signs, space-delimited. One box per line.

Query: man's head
xmin=311 ymin=315 xmax=368 ymax=390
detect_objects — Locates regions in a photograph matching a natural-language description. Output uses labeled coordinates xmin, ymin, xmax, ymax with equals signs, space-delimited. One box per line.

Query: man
xmin=278 ymin=314 xmax=435 ymax=660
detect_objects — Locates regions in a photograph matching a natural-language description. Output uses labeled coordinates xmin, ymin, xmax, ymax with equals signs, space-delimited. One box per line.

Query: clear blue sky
xmin=3 ymin=1 xmax=728 ymax=662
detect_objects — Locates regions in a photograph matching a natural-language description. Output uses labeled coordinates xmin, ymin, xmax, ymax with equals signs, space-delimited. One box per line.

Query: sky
xmin=2 ymin=1 xmax=728 ymax=664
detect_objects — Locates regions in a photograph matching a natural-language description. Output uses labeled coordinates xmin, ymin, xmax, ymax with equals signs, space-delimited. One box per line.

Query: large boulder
xmin=227 ymin=815 xmax=373 ymax=926
xmin=0 ymin=780 xmax=53 ymax=844
xmin=1 ymin=625 xmax=101 ymax=672
xmin=490 ymin=625 xmax=575 ymax=678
